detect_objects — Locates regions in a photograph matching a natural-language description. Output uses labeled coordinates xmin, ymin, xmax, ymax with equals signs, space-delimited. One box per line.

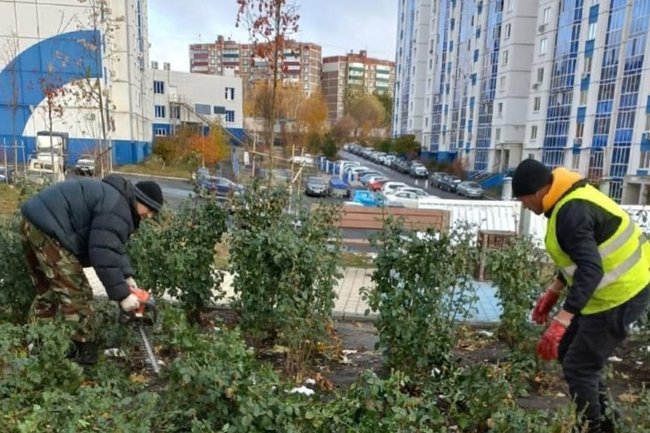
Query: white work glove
xmin=120 ymin=293 xmax=140 ymax=312
xmin=126 ymin=277 xmax=138 ymax=289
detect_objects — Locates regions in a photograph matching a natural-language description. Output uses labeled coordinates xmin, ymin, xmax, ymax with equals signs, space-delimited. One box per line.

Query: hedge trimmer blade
xmin=135 ymin=324 xmax=161 ymax=375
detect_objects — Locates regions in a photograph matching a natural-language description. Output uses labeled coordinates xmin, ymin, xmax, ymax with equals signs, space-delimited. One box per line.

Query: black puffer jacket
xmin=21 ymin=175 xmax=141 ymax=301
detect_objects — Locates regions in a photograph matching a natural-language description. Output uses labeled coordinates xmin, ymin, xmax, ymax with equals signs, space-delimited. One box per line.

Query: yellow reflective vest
xmin=545 ymin=184 xmax=650 ymax=315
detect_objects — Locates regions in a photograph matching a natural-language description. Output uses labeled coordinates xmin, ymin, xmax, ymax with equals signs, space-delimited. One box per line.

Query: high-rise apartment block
xmin=322 ymin=50 xmax=395 ymax=122
xmin=394 ymin=0 xmax=650 ymax=203
xmin=189 ymin=36 xmax=322 ymax=95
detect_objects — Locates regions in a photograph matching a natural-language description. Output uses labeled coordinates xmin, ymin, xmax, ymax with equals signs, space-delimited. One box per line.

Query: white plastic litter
xmin=607 ymin=356 xmax=623 ymax=363
xmin=287 ymin=386 xmax=315 ymax=396
xmin=104 ymin=348 xmax=126 ymax=358
xmin=304 ymin=378 xmax=316 ymax=385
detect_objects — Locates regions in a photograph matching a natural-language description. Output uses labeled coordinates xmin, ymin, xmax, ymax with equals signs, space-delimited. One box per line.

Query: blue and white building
xmin=525 ymin=0 xmax=650 ymax=203
xmin=0 ymin=0 xmax=152 ymax=166
xmin=151 ymin=63 xmax=244 ymax=145
xmin=394 ymin=0 xmax=650 ymax=203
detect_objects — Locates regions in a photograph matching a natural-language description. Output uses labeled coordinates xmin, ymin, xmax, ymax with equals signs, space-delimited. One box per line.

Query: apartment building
xmin=322 ymin=50 xmax=395 ymax=123
xmin=524 ymin=0 xmax=650 ymax=203
xmin=151 ymin=63 xmax=244 ymax=144
xmin=393 ymin=0 xmax=536 ymax=170
xmin=189 ymin=36 xmax=322 ymax=96
xmin=0 ymin=0 xmax=152 ymax=165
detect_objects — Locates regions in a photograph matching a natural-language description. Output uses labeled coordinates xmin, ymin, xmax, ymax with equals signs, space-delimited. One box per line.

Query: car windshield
xmin=466 ymin=182 xmax=481 ymax=188
xmin=308 ymin=177 xmax=325 ymax=184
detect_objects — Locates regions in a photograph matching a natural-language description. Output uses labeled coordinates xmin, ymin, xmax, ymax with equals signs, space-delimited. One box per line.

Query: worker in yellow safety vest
xmin=512 ymin=158 xmax=650 ymax=433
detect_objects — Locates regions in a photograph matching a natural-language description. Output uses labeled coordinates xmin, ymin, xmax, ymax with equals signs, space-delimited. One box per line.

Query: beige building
xmin=321 ymin=50 xmax=395 ymax=123
xmin=189 ymin=36 xmax=322 ymax=96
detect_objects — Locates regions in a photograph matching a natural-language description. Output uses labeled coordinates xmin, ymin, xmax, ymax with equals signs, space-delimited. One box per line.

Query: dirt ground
xmin=206 ymin=308 xmax=650 ymax=411
xmin=327 ymin=320 xmax=650 ymax=411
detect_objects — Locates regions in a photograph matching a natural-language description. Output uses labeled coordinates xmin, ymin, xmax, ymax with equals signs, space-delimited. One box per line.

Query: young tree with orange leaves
xmin=190 ymin=122 xmax=230 ymax=167
xmin=236 ymin=0 xmax=300 ymax=168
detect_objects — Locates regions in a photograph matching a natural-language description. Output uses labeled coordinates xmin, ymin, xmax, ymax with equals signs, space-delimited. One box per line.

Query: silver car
xmin=456 ymin=181 xmax=484 ymax=198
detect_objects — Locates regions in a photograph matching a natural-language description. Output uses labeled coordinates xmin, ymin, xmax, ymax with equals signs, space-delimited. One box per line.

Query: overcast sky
xmin=147 ymin=0 xmax=398 ymax=71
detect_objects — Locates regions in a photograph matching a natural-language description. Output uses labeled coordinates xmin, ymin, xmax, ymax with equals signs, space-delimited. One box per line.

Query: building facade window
xmin=543 ymin=7 xmax=551 ymax=24
xmin=155 ymin=105 xmax=166 ymax=118
xmin=170 ymin=106 xmax=180 ymax=119
xmin=537 ymin=67 xmax=544 ymax=83
xmin=502 ymin=50 xmax=508 ymax=65
xmin=154 ymin=127 xmax=167 ymax=136
xmin=531 ymin=125 xmax=538 ymax=140
xmin=504 ymin=24 xmax=511 ymax=40
xmin=225 ymin=110 xmax=235 ymax=123
xmin=571 ymin=153 xmax=580 ymax=170
xmin=540 ymin=38 xmax=548 ymax=54
xmin=533 ymin=97 xmax=541 ymax=112
xmin=225 ymin=87 xmax=236 ymax=100
xmin=153 ymin=80 xmax=165 ymax=94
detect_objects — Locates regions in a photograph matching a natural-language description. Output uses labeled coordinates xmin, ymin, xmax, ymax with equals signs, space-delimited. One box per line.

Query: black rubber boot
xmin=600 ymin=393 xmax=621 ymax=433
xmin=73 ymin=341 xmax=98 ymax=366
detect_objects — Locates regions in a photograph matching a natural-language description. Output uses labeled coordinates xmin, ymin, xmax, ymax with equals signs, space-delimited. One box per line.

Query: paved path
xmin=87 ymin=267 xmax=502 ymax=325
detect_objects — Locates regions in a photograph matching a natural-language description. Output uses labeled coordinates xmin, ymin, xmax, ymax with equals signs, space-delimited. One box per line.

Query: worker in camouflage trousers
xmin=20 ymin=174 xmax=163 ymax=365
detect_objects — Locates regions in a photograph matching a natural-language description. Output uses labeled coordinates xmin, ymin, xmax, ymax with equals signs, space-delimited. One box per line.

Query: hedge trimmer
xmin=119 ymin=287 xmax=161 ymax=375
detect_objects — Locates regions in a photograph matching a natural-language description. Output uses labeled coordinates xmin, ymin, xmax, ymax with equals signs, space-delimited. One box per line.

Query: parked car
xmin=74 ymin=154 xmax=96 ymax=176
xmin=439 ymin=175 xmax=462 ymax=192
xmin=394 ymin=186 xmax=432 ymax=198
xmin=429 ymin=171 xmax=447 ymax=188
xmin=304 ymin=176 xmax=328 ymax=197
xmin=349 ymin=190 xmax=385 ymax=207
xmin=381 ymin=181 xmax=410 ymax=196
xmin=0 ymin=166 xmax=15 ymax=184
xmin=456 ymin=181 xmax=484 ymax=198
xmin=194 ymin=176 xmax=244 ymax=198
xmin=384 ymin=190 xmax=420 ymax=209
xmin=368 ymin=178 xmax=390 ymax=192
xmin=409 ymin=163 xmax=429 ymax=178
xmin=328 ymin=178 xmax=351 ymax=198
xmin=360 ymin=174 xmax=389 ymax=186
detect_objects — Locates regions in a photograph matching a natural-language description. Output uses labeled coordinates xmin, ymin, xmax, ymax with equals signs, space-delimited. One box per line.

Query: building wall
xmin=525 ymin=0 xmax=650 ymax=203
xmin=394 ymin=0 xmax=536 ymax=170
xmin=321 ymin=51 xmax=395 ymax=123
xmin=0 ymin=0 xmax=152 ymax=165
xmin=189 ymin=37 xmax=322 ymax=96
xmin=152 ymin=67 xmax=243 ymax=139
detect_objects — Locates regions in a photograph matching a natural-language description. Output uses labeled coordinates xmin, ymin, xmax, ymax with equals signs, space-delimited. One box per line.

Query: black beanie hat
xmin=135 ymin=181 xmax=164 ymax=212
xmin=512 ymin=159 xmax=553 ymax=197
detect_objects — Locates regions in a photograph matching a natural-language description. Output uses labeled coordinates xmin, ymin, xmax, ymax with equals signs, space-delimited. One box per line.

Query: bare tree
xmin=2 ymin=32 xmax=21 ymax=175
xmin=236 ymin=0 xmax=300 ymax=173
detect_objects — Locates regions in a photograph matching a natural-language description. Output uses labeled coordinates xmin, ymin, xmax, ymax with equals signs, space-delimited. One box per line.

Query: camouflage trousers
xmin=20 ymin=218 xmax=95 ymax=343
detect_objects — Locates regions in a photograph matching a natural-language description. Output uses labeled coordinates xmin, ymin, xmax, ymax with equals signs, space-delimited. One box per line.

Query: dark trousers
xmin=559 ymin=285 xmax=650 ymax=431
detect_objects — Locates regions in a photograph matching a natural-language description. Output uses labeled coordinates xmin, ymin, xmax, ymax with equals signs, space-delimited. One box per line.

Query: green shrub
xmin=362 ymin=221 xmax=479 ymax=377
xmin=486 ymin=235 xmax=548 ymax=350
xmin=0 ymin=215 xmax=34 ymax=323
xmin=229 ymin=183 xmax=342 ymax=373
xmin=129 ymin=196 xmax=228 ymax=323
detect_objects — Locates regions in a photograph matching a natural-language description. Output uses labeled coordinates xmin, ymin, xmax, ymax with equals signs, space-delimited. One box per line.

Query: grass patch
xmin=116 ymin=161 xmax=194 ymax=179
xmin=338 ymin=251 xmax=374 ymax=268
xmin=0 ymin=185 xmax=20 ymax=219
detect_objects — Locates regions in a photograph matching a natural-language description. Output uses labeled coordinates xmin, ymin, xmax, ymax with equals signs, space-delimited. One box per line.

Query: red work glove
xmin=531 ymin=289 xmax=560 ymax=324
xmin=536 ymin=319 xmax=567 ymax=361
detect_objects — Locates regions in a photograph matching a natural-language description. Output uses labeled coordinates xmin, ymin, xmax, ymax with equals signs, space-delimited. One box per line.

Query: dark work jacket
xmin=21 ymin=175 xmax=141 ymax=301
xmin=545 ymin=179 xmax=621 ymax=314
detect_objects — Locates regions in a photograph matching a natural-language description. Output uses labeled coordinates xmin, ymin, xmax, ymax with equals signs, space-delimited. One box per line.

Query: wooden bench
xmin=337 ymin=205 xmax=450 ymax=231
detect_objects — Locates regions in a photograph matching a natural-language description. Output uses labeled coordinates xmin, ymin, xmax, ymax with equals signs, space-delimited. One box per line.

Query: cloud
xmin=147 ymin=0 xmax=397 ymax=71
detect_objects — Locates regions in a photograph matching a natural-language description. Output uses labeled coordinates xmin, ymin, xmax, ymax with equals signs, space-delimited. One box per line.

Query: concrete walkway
xmin=87 ymin=267 xmax=502 ymax=325
xmin=216 ymin=268 xmax=503 ymax=325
